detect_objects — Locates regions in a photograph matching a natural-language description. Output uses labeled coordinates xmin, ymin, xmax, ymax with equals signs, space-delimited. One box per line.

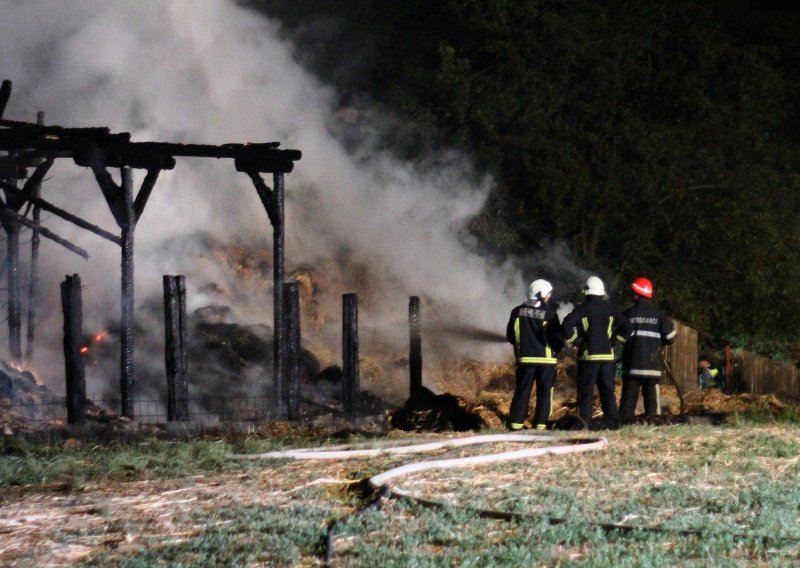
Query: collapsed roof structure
xmin=0 ymin=79 xmax=301 ymax=419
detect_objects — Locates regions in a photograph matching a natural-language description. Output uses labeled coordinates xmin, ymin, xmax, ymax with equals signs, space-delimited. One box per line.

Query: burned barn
xmin=0 ymin=78 xmax=314 ymax=428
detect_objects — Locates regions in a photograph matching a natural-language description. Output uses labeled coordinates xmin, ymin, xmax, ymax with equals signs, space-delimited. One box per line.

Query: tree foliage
xmin=248 ymin=0 xmax=800 ymax=354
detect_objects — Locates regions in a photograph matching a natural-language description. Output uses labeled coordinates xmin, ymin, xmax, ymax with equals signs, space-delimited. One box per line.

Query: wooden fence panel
xmin=663 ymin=319 xmax=698 ymax=393
xmin=734 ymin=349 xmax=798 ymax=396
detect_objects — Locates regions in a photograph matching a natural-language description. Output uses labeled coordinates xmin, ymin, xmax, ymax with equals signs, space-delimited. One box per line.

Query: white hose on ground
xmin=367 ymin=436 xmax=607 ymax=488
xmin=229 ymin=432 xmax=608 ymax=489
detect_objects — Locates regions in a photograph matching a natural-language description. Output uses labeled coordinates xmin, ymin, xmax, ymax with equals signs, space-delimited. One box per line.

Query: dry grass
xmin=3 ymin=423 xmax=800 ymax=566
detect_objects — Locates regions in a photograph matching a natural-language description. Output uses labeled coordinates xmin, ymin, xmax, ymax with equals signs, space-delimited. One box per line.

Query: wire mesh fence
xmin=3 ymin=393 xmax=277 ymax=426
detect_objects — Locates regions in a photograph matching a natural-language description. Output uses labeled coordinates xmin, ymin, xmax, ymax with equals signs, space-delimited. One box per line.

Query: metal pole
xmin=164 ymin=275 xmax=189 ymax=421
xmin=120 ymin=167 xmax=136 ymax=419
xmin=273 ymin=172 xmax=286 ymax=416
xmin=61 ymin=274 xmax=86 ymax=424
xmin=284 ymin=281 xmax=301 ymax=421
xmin=343 ymin=293 xmax=361 ymax=419
xmin=409 ymin=296 xmax=422 ymax=399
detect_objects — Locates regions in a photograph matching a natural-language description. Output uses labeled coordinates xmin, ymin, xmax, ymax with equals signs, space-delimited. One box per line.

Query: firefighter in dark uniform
xmin=506 ymin=279 xmax=564 ymax=430
xmin=562 ymin=276 xmax=630 ymax=426
xmin=619 ymin=277 xmax=677 ymax=420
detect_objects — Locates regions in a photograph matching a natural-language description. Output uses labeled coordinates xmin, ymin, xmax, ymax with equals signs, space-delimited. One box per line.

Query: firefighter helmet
xmin=583 ymin=276 xmax=606 ymax=296
xmin=631 ymin=277 xmax=653 ymax=298
xmin=527 ymin=279 xmax=553 ymax=302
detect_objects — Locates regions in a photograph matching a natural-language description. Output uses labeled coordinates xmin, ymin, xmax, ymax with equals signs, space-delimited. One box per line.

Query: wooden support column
xmin=245 ymin=170 xmax=287 ymax=417
xmin=284 ymin=281 xmax=301 ymax=421
xmin=61 ymin=274 xmax=86 ymax=424
xmin=0 ymin=155 xmax=53 ymax=361
xmin=342 ymin=293 xmax=361 ymax=419
xmin=89 ymin=159 xmax=162 ymax=420
xmin=25 ymin=111 xmax=45 ymax=361
xmin=119 ymin=167 xmax=136 ymax=418
xmin=409 ymin=296 xmax=422 ymax=399
xmin=273 ymin=172 xmax=286 ymax=416
xmin=164 ymin=275 xmax=189 ymax=421
xmin=5 ymin=221 xmax=21 ymax=359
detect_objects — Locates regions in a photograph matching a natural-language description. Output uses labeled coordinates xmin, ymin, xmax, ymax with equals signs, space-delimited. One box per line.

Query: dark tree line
xmin=247 ymin=0 xmax=800 ymax=357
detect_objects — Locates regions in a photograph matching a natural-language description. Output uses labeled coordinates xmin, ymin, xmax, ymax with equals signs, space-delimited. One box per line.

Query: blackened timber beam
xmin=342 ymin=293 xmax=361 ymax=420
xmin=61 ymin=274 xmax=87 ymax=424
xmin=164 ymin=275 xmax=189 ymax=422
xmin=0 ymin=135 xmax=301 ymax=173
xmin=25 ymin=110 xmax=46 ymax=361
xmin=119 ymin=167 xmax=136 ymax=419
xmin=409 ymin=296 xmax=423 ymax=400
xmin=284 ymin=281 xmax=301 ymax=421
xmin=0 ymin=208 xmax=89 ymax=259
xmin=272 ymin=172 xmax=286 ymax=416
xmin=0 ymin=80 xmax=11 ymax=119
xmin=3 ymin=158 xmax=54 ymax=210
xmin=3 ymin=216 xmax=21 ymax=360
xmin=245 ymin=170 xmax=286 ymax=415
xmin=0 ymin=180 xmax=121 ymax=245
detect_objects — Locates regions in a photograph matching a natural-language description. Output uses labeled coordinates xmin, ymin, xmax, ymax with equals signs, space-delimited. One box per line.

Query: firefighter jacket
xmin=562 ymin=296 xmax=630 ymax=362
xmin=621 ymin=297 xmax=677 ymax=379
xmin=506 ymin=300 xmax=564 ymax=365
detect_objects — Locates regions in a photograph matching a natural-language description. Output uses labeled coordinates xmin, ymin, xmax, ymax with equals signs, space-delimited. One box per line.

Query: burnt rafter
xmin=0 ymin=207 xmax=88 ymax=259
xmin=246 ymin=170 xmax=280 ymax=228
xmin=87 ymin=149 xmax=161 ymax=230
xmin=0 ymin=158 xmax=54 ymax=211
xmin=0 ymin=124 xmax=302 ymax=174
xmin=0 ymin=180 xmax=121 ymax=245
xmin=0 ymin=80 xmax=12 ymax=119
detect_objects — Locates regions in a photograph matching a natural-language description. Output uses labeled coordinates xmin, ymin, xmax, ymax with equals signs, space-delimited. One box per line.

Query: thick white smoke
xmin=1 ymin=0 xmax=534 ymax=394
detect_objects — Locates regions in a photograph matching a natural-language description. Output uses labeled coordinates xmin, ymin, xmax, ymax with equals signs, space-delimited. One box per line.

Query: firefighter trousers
xmin=619 ymin=377 xmax=659 ymax=419
xmin=577 ymin=362 xmax=619 ymax=423
xmin=509 ymin=364 xmax=555 ymax=428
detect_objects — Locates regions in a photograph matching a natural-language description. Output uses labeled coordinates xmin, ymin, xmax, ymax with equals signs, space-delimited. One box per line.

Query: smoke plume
xmin=0 ymin=1 xmax=585 ymax=399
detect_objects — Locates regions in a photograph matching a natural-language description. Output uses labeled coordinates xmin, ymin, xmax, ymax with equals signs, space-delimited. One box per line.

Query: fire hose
xmin=230 ymin=432 xmax=800 ymax=565
xmin=231 ymin=433 xmax=607 ymax=565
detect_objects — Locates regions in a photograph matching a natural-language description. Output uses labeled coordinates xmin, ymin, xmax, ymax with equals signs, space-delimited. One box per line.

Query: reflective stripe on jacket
xmin=621 ymin=298 xmax=676 ymax=379
xmin=506 ymin=301 xmax=563 ymax=365
xmin=562 ymin=296 xmax=630 ymax=362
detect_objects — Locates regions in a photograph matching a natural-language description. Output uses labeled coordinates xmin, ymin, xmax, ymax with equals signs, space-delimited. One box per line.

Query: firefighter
xmin=698 ymin=354 xmax=722 ymax=389
xmin=506 ymin=279 xmax=564 ymax=430
xmin=562 ymin=276 xmax=630 ymax=426
xmin=619 ymin=277 xmax=677 ymax=421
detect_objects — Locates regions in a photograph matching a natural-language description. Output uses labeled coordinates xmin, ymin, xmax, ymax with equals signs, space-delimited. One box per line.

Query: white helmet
xmin=583 ymin=276 xmax=606 ymax=296
xmin=527 ymin=279 xmax=553 ymax=302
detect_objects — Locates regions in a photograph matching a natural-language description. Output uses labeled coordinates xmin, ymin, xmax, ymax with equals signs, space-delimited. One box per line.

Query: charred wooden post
xmin=273 ymin=173 xmax=286 ymax=416
xmin=0 ymin=153 xmax=53 ymax=360
xmin=61 ymin=274 xmax=87 ymax=424
xmin=0 ymin=80 xmax=11 ymax=119
xmin=164 ymin=275 xmax=189 ymax=422
xmin=342 ymin=293 xmax=361 ymax=419
xmin=245 ymin=170 xmax=287 ymax=416
xmin=4 ymin=217 xmax=21 ymax=359
xmin=409 ymin=296 xmax=422 ymax=399
xmin=119 ymin=167 xmax=136 ymax=419
xmin=283 ymin=281 xmax=301 ymax=421
xmin=89 ymin=159 xmax=161 ymax=420
xmin=25 ymin=111 xmax=45 ymax=361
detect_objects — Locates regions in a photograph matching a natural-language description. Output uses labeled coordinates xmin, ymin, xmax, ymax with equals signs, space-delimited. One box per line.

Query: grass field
xmin=2 ymin=417 xmax=800 ymax=566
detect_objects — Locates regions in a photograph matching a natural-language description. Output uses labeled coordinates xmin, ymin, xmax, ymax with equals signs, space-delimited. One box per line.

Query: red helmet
xmin=631 ymin=277 xmax=653 ymax=298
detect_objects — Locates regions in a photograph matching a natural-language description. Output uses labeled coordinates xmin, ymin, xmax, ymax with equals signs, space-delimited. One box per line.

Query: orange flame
xmin=80 ymin=346 xmax=89 ymax=354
